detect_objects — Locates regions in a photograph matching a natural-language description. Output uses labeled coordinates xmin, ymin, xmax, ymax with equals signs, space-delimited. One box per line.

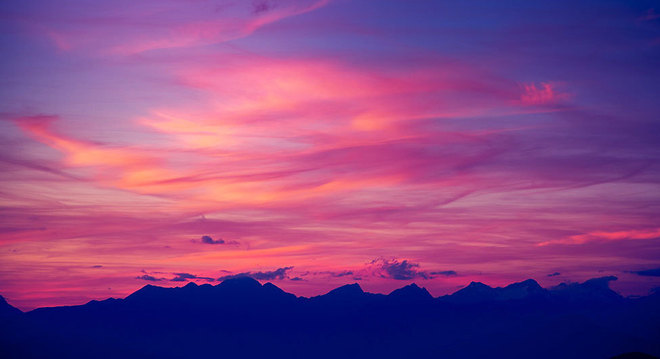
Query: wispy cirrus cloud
xmin=539 ymin=228 xmax=660 ymax=246
xmin=27 ymin=0 xmax=331 ymax=55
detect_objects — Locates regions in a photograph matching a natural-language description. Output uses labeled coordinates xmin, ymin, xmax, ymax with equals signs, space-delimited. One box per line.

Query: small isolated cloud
xmin=629 ymin=268 xmax=660 ymax=277
xmin=201 ymin=235 xmax=224 ymax=244
xmin=300 ymin=270 xmax=355 ymax=278
xmin=217 ymin=266 xmax=294 ymax=281
xmin=136 ymin=274 xmax=163 ymax=282
xmin=171 ymin=272 xmax=214 ymax=282
xmin=548 ymin=272 xmax=561 ymax=277
xmin=91 ymin=265 xmax=103 ymax=268
xmin=171 ymin=272 xmax=197 ymax=282
xmin=297 ymin=270 xmax=362 ymax=281
xmin=194 ymin=235 xmax=239 ymax=245
xmin=371 ymin=258 xmax=430 ymax=280
xmin=290 ymin=277 xmax=303 ymax=281
xmin=331 ymin=270 xmax=354 ymax=277
xmin=520 ymin=82 xmax=568 ymax=105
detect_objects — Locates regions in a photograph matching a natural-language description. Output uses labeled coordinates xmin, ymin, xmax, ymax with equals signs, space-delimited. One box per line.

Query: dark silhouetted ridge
xmin=2 ymin=276 xmax=659 ymax=359
xmin=388 ymin=283 xmax=433 ymax=301
xmin=443 ymin=279 xmax=554 ymax=303
xmin=0 ymin=295 xmax=21 ymax=317
xmin=183 ymin=281 xmax=198 ymax=288
xmin=443 ymin=281 xmax=496 ymax=303
xmin=216 ymin=275 xmax=262 ymax=290
xmin=124 ymin=283 xmax=168 ymax=302
xmin=506 ymin=278 xmax=542 ymax=290
xmin=323 ymin=283 xmax=363 ymax=298
xmin=550 ymin=276 xmax=623 ymax=303
xmin=499 ymin=278 xmax=547 ymax=300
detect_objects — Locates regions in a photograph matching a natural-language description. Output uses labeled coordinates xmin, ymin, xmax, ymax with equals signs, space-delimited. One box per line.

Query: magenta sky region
xmin=1 ymin=0 xmax=660 ymax=311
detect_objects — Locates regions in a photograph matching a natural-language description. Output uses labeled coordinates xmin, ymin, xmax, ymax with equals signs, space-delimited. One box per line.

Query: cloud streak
xmin=29 ymin=0 xmax=331 ymax=55
xmin=171 ymin=273 xmax=214 ymax=282
xmin=218 ymin=267 xmax=294 ymax=281
xmin=371 ymin=258 xmax=451 ymax=281
xmin=630 ymin=268 xmax=660 ymax=277
xmin=539 ymin=228 xmax=660 ymax=246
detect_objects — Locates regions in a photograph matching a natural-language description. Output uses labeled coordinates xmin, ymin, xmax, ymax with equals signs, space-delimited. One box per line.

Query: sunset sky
xmin=1 ymin=0 xmax=660 ymax=311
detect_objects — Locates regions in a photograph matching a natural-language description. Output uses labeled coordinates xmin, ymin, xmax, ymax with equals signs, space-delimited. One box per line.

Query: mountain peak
xmin=499 ymin=279 xmax=547 ymax=300
xmin=183 ymin=281 xmax=198 ymax=289
xmin=125 ymin=283 xmax=169 ymax=302
xmin=467 ymin=281 xmax=491 ymax=289
xmin=0 ymin=295 xmax=22 ymax=317
xmin=503 ymin=279 xmax=543 ymax=292
xmin=517 ymin=279 xmax=541 ymax=288
xmin=583 ymin=276 xmax=617 ymax=288
xmin=550 ymin=276 xmax=622 ymax=303
xmin=441 ymin=281 xmax=496 ymax=303
xmin=262 ymin=282 xmax=280 ymax=290
xmin=217 ymin=276 xmax=262 ymax=289
xmin=325 ymin=283 xmax=363 ymax=297
xmin=388 ymin=283 xmax=433 ymax=301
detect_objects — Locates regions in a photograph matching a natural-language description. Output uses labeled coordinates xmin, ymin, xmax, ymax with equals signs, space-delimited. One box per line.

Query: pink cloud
xmin=34 ymin=0 xmax=330 ymax=55
xmin=520 ymin=82 xmax=569 ymax=105
xmin=539 ymin=228 xmax=660 ymax=246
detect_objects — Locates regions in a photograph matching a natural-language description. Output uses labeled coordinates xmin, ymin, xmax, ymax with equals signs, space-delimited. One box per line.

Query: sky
xmin=1 ymin=0 xmax=659 ymax=311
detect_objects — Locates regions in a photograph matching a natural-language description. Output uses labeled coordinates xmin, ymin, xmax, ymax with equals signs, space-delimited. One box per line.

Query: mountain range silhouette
xmin=1 ymin=276 xmax=659 ymax=359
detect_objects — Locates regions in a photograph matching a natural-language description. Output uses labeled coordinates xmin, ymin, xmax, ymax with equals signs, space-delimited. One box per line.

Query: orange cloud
xmin=14 ymin=112 xmax=410 ymax=208
xmin=14 ymin=116 xmax=171 ymax=189
xmin=16 ymin=116 xmax=153 ymax=167
xmin=139 ymin=112 xmax=239 ymax=149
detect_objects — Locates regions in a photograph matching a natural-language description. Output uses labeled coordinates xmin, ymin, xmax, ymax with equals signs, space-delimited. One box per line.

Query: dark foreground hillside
xmin=1 ymin=277 xmax=659 ymax=359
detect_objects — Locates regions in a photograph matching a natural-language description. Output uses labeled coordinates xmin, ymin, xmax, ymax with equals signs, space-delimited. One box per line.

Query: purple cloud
xmin=201 ymin=235 xmax=225 ymax=245
xmin=217 ymin=267 xmax=294 ymax=281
